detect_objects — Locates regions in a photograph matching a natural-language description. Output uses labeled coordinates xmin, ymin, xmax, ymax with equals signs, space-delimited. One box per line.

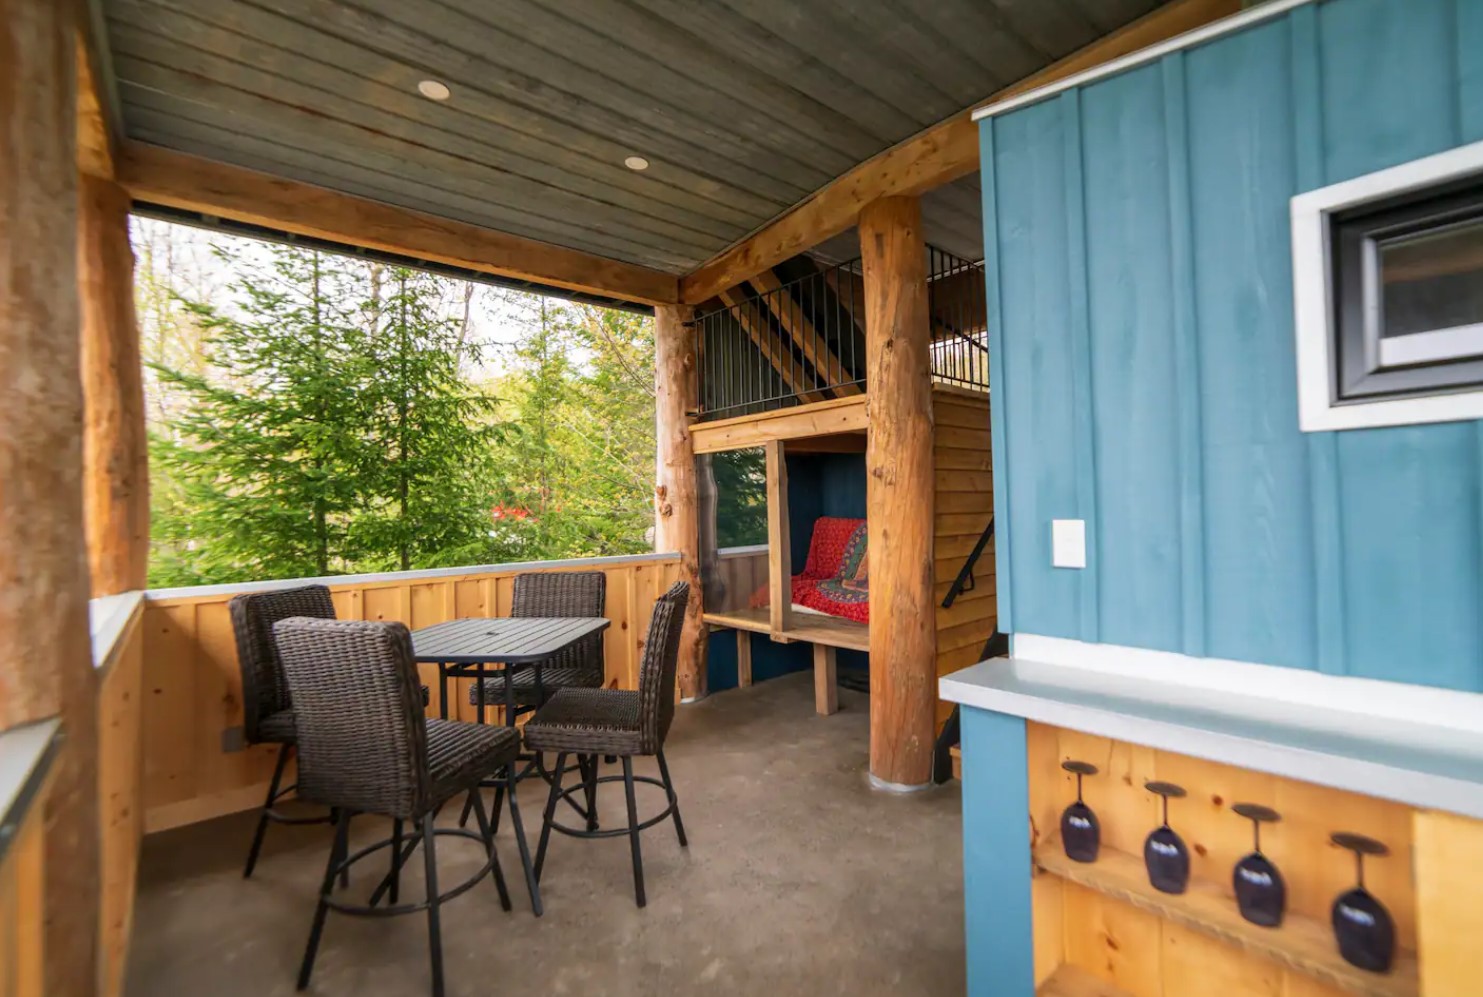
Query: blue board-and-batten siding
xmin=980 ymin=0 xmax=1483 ymax=693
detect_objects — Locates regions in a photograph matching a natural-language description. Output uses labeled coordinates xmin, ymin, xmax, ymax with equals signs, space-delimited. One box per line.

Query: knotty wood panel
xmin=0 ymin=785 xmax=47 ymax=997
xmin=933 ymin=387 xmax=995 ymax=730
xmin=98 ymin=608 xmax=144 ymax=997
xmin=141 ymin=556 xmax=682 ymax=832
xmin=1028 ymin=722 xmax=1421 ymax=997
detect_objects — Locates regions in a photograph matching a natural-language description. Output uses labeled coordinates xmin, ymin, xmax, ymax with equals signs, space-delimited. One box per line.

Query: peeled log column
xmin=654 ymin=302 xmax=706 ymax=700
xmin=80 ymin=174 xmax=149 ymax=596
xmin=860 ymin=196 xmax=936 ymax=789
xmin=0 ymin=0 xmax=101 ymax=992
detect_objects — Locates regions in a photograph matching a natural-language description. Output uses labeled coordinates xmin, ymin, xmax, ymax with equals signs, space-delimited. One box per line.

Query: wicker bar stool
xmin=273 ymin=617 xmax=529 ymax=997
xmin=230 ymin=584 xmax=431 ymax=880
xmin=467 ymin=570 xmax=607 ymax=716
xmin=457 ymin=570 xmax=606 ymax=828
xmin=525 ymin=580 xmax=690 ymax=908
xmin=229 ymin=585 xmax=340 ymax=879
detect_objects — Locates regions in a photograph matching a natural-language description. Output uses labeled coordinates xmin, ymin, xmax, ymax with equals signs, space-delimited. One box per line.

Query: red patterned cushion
xmin=801 ymin=517 xmax=867 ymax=579
xmin=748 ymin=518 xmax=870 ymax=623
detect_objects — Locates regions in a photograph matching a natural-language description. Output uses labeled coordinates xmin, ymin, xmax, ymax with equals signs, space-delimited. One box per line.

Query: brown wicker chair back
xmin=272 ymin=618 xmax=429 ymax=820
xmin=512 ymin=570 xmax=606 ymax=686
xmin=637 ymin=581 xmax=690 ymax=754
xmin=229 ymin=585 xmax=336 ymax=745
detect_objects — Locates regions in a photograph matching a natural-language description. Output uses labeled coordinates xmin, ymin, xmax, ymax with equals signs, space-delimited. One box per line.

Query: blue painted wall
xmin=982 ymin=0 xmax=1483 ymax=692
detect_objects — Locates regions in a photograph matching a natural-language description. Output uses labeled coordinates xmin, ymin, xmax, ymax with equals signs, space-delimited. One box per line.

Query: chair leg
xmin=368 ymin=831 xmax=420 ymax=909
xmin=297 ymin=808 xmax=348 ymax=990
xmin=656 ymin=750 xmax=687 ymax=848
xmin=469 ymin=788 xmax=511 ymax=911
xmin=334 ymin=817 xmax=351 ymax=891
xmin=621 ymin=757 xmax=646 ymax=909
xmin=457 ymin=789 xmax=477 ymax=829
xmin=534 ymin=752 xmax=568 ymax=883
xmin=388 ymin=819 xmax=403 ymax=904
xmin=505 ymin=765 xmax=543 ymax=917
xmin=244 ymin=742 xmax=291 ymax=878
xmin=582 ymin=754 xmax=600 ymax=832
xmin=420 ymin=818 xmax=445 ymax=997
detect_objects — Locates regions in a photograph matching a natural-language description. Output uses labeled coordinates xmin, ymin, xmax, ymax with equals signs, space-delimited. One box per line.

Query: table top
xmin=411 ymin=616 xmax=610 ymax=664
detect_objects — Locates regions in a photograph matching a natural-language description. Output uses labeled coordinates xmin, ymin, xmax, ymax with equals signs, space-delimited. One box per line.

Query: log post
xmin=79 ymin=174 xmax=149 ymax=596
xmin=654 ymin=302 xmax=706 ymax=700
xmin=0 ymin=0 xmax=101 ymax=992
xmin=859 ymin=196 xmax=937 ymax=790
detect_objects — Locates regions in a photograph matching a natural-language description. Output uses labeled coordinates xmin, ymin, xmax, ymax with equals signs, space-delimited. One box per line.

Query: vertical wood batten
xmin=980 ymin=121 xmax=1014 ymax=634
xmin=1059 ymin=91 xmax=1100 ymax=644
xmin=0 ymin=0 xmax=99 ymax=992
xmin=1290 ymin=4 xmax=1348 ymax=678
xmin=1161 ymin=53 xmax=1208 ymax=659
xmin=860 ymin=195 xmax=936 ymax=788
xmin=653 ymin=302 xmax=706 ymax=700
xmin=79 ymin=174 xmax=148 ymax=597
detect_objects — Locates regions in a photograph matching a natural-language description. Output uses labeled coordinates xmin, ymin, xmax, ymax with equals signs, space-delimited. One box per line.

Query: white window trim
xmin=1292 ymin=140 xmax=1483 ymax=432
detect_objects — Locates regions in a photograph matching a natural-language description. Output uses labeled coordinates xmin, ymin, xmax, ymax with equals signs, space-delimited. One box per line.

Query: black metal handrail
xmin=941 ymin=515 xmax=994 ymax=609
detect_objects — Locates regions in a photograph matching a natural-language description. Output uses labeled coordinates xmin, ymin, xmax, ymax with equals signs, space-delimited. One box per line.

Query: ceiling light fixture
xmin=417 ymin=80 xmax=451 ymax=101
xmin=624 ymin=155 xmax=650 ymax=171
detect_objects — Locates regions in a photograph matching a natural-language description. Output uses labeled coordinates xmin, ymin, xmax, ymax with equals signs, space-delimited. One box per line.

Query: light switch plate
xmin=1052 ymin=519 xmax=1086 ymax=569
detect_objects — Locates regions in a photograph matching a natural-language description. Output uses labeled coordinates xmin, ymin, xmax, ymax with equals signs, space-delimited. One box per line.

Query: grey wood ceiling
xmin=102 ymin=0 xmax=1165 ymax=274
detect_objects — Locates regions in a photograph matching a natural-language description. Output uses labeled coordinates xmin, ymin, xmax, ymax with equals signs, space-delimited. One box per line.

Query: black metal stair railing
xmin=694 ymin=246 xmax=991 ymax=422
xmin=940 ymin=515 xmax=994 ymax=609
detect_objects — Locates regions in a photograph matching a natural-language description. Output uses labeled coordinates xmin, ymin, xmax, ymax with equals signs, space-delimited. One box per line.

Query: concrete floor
xmin=126 ymin=673 xmax=966 ymax=997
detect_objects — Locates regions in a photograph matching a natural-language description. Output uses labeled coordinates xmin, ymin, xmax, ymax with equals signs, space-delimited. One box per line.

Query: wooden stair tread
xmin=1036 ymin=836 xmax=1418 ymax=997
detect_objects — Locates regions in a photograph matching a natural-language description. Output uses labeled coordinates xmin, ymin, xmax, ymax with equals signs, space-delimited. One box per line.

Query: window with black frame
xmin=1330 ymin=180 xmax=1483 ymax=404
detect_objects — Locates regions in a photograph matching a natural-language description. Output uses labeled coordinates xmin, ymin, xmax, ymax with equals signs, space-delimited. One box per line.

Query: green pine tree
xmin=351 ymin=267 xmax=504 ymax=571
xmin=148 ymin=245 xmax=372 ymax=585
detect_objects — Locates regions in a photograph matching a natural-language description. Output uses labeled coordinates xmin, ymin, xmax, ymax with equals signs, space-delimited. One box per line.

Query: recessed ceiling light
xmin=624 ymin=155 xmax=650 ymax=171
xmin=417 ymin=80 xmax=451 ymax=101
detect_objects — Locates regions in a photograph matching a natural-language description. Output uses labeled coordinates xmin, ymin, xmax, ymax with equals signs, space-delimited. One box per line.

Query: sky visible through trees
xmin=136 ymin=217 xmax=658 ymax=587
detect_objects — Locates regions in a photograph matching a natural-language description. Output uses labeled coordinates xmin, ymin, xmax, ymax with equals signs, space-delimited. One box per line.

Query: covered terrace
xmin=2 ymin=1 xmax=1242 ymax=995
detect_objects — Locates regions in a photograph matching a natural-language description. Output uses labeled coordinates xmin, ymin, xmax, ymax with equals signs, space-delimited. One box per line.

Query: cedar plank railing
xmin=140 ymin=553 xmax=683 ymax=833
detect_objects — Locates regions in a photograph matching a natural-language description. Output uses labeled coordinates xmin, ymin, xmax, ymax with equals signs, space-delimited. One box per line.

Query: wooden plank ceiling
xmin=100 ymin=0 xmax=1165 ymax=275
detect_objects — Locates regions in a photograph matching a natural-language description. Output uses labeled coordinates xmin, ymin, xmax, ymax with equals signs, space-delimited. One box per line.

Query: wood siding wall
xmin=981 ymin=0 xmax=1483 ymax=691
xmin=98 ymin=606 xmax=144 ymax=997
xmin=0 ymin=779 xmax=47 ymax=997
xmin=141 ymin=556 xmax=682 ymax=832
xmin=713 ymin=546 xmax=767 ymax=615
xmin=934 ymin=386 xmax=996 ymax=726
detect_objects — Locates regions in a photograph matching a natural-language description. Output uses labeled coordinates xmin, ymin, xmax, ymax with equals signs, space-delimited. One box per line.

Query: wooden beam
xmin=75 ymin=31 xmax=114 ymax=179
xmin=813 ymin=644 xmax=839 ymax=716
xmin=717 ymin=288 xmax=825 ymax=404
xmin=747 ymin=270 xmax=860 ymax=395
xmin=117 ymin=143 xmax=680 ymax=307
xmin=765 ymin=440 xmax=793 ymax=635
xmin=692 ymin=395 xmax=868 ymax=454
xmin=1 ymin=2 xmax=101 ymax=993
xmin=861 ymin=196 xmax=936 ymax=790
xmin=79 ymin=175 xmax=149 ymax=596
xmin=653 ymin=303 xmax=706 ymax=701
xmin=736 ymin=629 xmax=753 ymax=689
xmin=678 ymin=0 xmax=1242 ymax=305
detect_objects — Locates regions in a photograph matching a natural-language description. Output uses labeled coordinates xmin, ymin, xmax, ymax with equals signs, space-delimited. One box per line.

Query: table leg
xmin=476 ymin=664 xmax=487 ymax=726
xmin=438 ymin=662 xmax=449 ymax=721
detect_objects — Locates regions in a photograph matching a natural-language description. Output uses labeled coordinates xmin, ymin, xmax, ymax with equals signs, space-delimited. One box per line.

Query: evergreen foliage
xmin=140 ymin=222 xmax=658 ymax=587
